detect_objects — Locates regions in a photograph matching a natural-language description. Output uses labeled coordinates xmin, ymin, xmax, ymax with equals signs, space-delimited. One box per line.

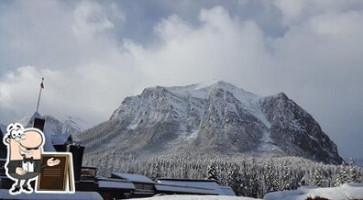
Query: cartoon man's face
xmin=5 ymin=125 xmax=44 ymax=160
xmin=3 ymin=122 xmax=65 ymax=195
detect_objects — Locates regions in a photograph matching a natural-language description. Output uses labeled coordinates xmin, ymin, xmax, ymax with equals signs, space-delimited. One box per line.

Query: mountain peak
xmin=274 ymin=92 xmax=289 ymax=100
xmin=145 ymin=80 xmax=239 ymax=94
xmin=194 ymin=80 xmax=237 ymax=90
xmin=166 ymin=80 xmax=259 ymax=102
xmin=82 ymin=81 xmax=342 ymax=164
xmin=19 ymin=112 xmax=42 ymax=128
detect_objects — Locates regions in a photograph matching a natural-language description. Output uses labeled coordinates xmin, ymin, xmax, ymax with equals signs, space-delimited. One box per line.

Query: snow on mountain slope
xmin=80 ymin=81 xmax=342 ymax=164
xmin=356 ymin=159 xmax=363 ymax=167
xmin=17 ymin=112 xmax=84 ymax=151
xmin=19 ymin=112 xmax=83 ymax=135
xmin=264 ymin=183 xmax=363 ymax=200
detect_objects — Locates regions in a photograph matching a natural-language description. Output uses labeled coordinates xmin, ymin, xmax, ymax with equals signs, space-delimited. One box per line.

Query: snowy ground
xmin=130 ymin=195 xmax=260 ymax=200
xmin=132 ymin=183 xmax=363 ymax=200
xmin=0 ymin=189 xmax=102 ymax=200
xmin=1 ymin=183 xmax=362 ymax=200
xmin=264 ymin=183 xmax=363 ymax=200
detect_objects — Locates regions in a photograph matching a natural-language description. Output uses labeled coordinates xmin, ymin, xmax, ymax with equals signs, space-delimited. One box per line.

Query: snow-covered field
xmin=264 ymin=183 xmax=363 ymax=200
xmin=131 ymin=183 xmax=363 ymax=200
xmin=0 ymin=189 xmax=102 ymax=200
xmin=0 ymin=183 xmax=362 ymax=200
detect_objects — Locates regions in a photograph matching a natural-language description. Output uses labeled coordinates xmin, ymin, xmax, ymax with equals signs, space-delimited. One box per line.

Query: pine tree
xmin=248 ymin=158 xmax=260 ymax=198
xmin=151 ymin=161 xmax=162 ymax=179
xmin=348 ymin=158 xmax=358 ymax=183
xmin=206 ymin=163 xmax=219 ymax=181
xmin=312 ymin=167 xmax=323 ymax=187
xmin=280 ymin=160 xmax=292 ymax=190
xmin=263 ymin=161 xmax=278 ymax=193
xmin=334 ymin=162 xmax=349 ymax=186
xmin=248 ymin=166 xmax=259 ymax=197
xmin=227 ymin=165 xmax=241 ymax=195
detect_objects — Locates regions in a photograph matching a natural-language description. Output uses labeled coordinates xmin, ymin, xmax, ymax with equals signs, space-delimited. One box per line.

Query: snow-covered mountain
xmin=356 ymin=159 xmax=363 ymax=167
xmin=19 ymin=112 xmax=83 ymax=135
xmin=16 ymin=112 xmax=84 ymax=150
xmin=79 ymin=81 xmax=343 ymax=164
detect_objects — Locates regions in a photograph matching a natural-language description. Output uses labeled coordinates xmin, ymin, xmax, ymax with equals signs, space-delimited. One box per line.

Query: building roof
xmin=220 ymin=186 xmax=236 ymax=196
xmin=111 ymin=172 xmax=154 ymax=184
xmin=154 ymin=184 xmax=217 ymax=195
xmin=97 ymin=178 xmax=135 ymax=190
xmin=157 ymin=178 xmax=234 ymax=196
xmin=157 ymin=178 xmax=216 ymax=182
xmin=82 ymin=165 xmax=99 ymax=169
xmin=51 ymin=133 xmax=72 ymax=145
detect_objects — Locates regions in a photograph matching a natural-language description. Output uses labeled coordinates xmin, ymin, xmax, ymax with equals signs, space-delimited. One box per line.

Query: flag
xmin=40 ymin=78 xmax=44 ymax=89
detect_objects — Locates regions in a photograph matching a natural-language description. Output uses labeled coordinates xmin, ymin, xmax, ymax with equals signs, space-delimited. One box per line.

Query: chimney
xmin=33 ymin=118 xmax=45 ymax=132
xmin=67 ymin=144 xmax=85 ymax=182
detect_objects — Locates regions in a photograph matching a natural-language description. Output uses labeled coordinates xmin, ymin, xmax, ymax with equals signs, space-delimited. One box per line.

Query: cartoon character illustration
xmin=3 ymin=123 xmax=60 ymax=195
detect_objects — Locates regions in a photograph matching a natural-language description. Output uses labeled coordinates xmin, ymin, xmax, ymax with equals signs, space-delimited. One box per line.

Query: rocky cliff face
xmin=79 ymin=81 xmax=343 ymax=164
xmin=260 ymin=93 xmax=341 ymax=163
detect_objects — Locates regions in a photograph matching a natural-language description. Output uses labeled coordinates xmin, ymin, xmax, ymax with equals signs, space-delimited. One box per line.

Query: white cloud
xmin=0 ymin=4 xmax=272 ymax=125
xmin=0 ymin=66 xmax=58 ymax=116
xmin=72 ymin=1 xmax=121 ymax=39
xmin=0 ymin=1 xmax=130 ymax=124
xmin=154 ymin=14 xmax=192 ymax=41
xmin=272 ymin=0 xmax=363 ymax=26
xmin=134 ymin=6 xmax=270 ymax=90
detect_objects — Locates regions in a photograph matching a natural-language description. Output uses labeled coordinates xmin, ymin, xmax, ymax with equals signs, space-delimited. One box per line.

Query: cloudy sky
xmin=0 ymin=0 xmax=362 ymax=159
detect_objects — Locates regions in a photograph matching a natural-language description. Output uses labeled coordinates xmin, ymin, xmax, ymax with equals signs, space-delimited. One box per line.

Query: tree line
xmin=84 ymin=153 xmax=363 ymax=198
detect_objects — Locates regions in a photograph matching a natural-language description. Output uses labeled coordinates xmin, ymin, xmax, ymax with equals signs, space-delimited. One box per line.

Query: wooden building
xmin=111 ymin=172 xmax=155 ymax=197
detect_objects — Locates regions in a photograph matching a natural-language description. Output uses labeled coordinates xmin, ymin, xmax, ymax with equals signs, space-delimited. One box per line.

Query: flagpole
xmin=36 ymin=77 xmax=44 ymax=113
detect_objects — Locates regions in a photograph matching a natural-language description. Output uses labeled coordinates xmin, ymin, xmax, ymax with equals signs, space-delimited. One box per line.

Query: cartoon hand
xmin=15 ymin=167 xmax=26 ymax=175
xmin=47 ymin=158 xmax=60 ymax=166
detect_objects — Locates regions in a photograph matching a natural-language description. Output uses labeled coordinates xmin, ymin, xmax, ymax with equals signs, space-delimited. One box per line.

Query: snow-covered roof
xmin=219 ymin=186 xmax=236 ymax=196
xmin=156 ymin=179 xmax=230 ymax=196
xmin=51 ymin=133 xmax=72 ymax=145
xmin=111 ymin=172 xmax=154 ymax=184
xmin=154 ymin=184 xmax=217 ymax=195
xmin=98 ymin=179 xmax=135 ymax=190
xmin=264 ymin=183 xmax=363 ymax=200
xmin=0 ymin=189 xmax=102 ymax=200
